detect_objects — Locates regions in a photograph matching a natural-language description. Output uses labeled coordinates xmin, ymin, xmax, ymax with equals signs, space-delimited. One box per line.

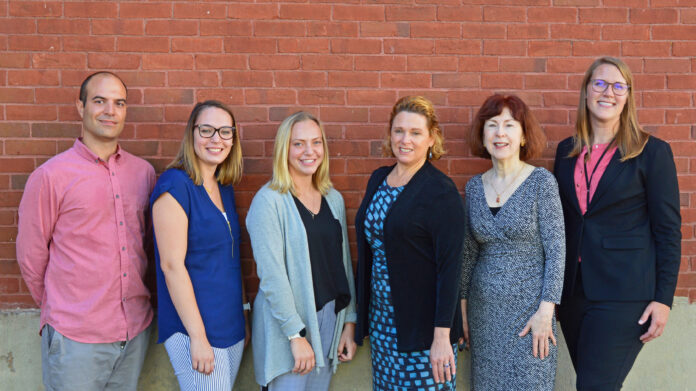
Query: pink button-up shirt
xmin=573 ymin=142 xmax=618 ymax=214
xmin=17 ymin=139 xmax=155 ymax=343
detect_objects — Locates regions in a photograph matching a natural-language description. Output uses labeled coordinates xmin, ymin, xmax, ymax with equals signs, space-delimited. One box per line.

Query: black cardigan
xmin=553 ymin=136 xmax=682 ymax=307
xmin=354 ymin=161 xmax=465 ymax=352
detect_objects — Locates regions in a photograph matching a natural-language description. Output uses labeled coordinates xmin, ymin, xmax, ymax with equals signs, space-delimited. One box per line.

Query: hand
xmin=430 ymin=327 xmax=455 ymax=384
xmin=337 ymin=322 xmax=357 ymax=362
xmin=459 ymin=299 xmax=470 ymax=351
xmin=639 ymin=301 xmax=670 ymax=343
xmin=290 ymin=337 xmax=315 ymax=375
xmin=519 ymin=301 xmax=556 ymax=360
xmin=243 ymin=310 xmax=251 ymax=348
xmin=190 ymin=336 xmax=215 ymax=375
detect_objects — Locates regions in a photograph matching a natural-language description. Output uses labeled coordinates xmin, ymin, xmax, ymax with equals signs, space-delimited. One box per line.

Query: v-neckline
xmin=479 ymin=167 xmax=537 ymax=218
xmin=201 ymin=182 xmax=228 ymax=215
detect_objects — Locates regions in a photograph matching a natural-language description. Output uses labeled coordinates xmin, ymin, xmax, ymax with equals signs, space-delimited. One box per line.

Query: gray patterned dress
xmin=459 ymin=167 xmax=565 ymax=391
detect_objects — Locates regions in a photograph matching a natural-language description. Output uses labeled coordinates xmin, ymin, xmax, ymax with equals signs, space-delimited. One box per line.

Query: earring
xmin=428 ymin=148 xmax=433 ymax=159
xmin=521 ymin=139 xmax=526 ymax=147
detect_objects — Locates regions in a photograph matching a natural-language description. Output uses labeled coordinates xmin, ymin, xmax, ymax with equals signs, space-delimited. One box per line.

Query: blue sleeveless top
xmin=151 ymin=168 xmax=244 ymax=348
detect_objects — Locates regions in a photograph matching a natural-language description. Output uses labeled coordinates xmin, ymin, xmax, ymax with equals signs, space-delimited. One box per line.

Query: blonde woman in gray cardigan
xmin=246 ymin=111 xmax=358 ymax=390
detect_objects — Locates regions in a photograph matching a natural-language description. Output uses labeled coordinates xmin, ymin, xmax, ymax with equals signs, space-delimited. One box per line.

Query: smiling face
xmin=287 ymin=119 xmax=325 ymax=181
xmin=586 ymin=63 xmax=628 ymax=128
xmin=390 ymin=111 xmax=434 ymax=169
xmin=482 ymin=107 xmax=524 ymax=163
xmin=193 ymin=107 xmax=234 ymax=171
xmin=76 ymin=74 xmax=127 ymax=144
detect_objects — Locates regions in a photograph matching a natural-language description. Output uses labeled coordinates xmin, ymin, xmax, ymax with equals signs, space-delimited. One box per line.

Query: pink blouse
xmin=574 ymin=142 xmax=617 ymax=214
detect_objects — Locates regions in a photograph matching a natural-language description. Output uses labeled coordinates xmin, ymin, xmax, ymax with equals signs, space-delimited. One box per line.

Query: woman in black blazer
xmin=354 ymin=96 xmax=465 ymax=390
xmin=553 ymin=56 xmax=681 ymax=390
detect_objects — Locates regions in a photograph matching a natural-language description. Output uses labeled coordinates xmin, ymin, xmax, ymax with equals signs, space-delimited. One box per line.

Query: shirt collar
xmin=73 ymin=138 xmax=122 ymax=164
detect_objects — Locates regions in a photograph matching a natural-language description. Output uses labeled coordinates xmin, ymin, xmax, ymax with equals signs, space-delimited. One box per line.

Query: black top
xmin=354 ymin=161 xmax=466 ymax=352
xmin=489 ymin=206 xmax=501 ymax=216
xmin=554 ymin=136 xmax=681 ymax=307
xmin=293 ymin=195 xmax=351 ymax=313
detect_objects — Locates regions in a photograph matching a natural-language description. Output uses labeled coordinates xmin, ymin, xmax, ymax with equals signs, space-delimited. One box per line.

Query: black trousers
xmin=558 ymin=268 xmax=650 ymax=391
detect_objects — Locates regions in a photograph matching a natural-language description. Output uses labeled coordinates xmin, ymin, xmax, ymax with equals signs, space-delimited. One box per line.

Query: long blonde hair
xmin=167 ymin=100 xmax=243 ymax=185
xmin=570 ymin=56 xmax=648 ymax=161
xmin=269 ymin=111 xmax=332 ymax=195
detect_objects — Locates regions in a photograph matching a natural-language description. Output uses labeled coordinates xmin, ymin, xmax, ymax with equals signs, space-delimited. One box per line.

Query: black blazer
xmin=553 ymin=136 xmax=681 ymax=307
xmin=354 ymin=161 xmax=465 ymax=352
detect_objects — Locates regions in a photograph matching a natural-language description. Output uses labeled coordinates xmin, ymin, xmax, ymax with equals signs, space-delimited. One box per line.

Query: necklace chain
xmin=488 ymin=165 xmax=526 ymax=205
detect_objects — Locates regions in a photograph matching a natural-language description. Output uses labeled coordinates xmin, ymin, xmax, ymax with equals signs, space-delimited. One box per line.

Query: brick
xmin=331 ymin=39 xmax=381 ymax=54
xmin=528 ymin=7 xmax=577 ymax=23
xmin=64 ymin=36 xmax=115 ymax=52
xmin=572 ymin=41 xmax=620 ymax=57
xmin=146 ymin=20 xmax=197 ymax=36
xmin=298 ymin=90 xmax=345 ymax=105
xmin=222 ymin=71 xmax=273 ymax=87
xmin=328 ymin=72 xmax=379 ymax=88
xmin=578 ymin=8 xmax=627 ymax=23
xmin=500 ymin=58 xmax=546 ymax=72
xmin=0 ymin=278 xmax=19 ymax=294
xmin=434 ymin=40 xmax=481 ymax=55
xmin=459 ymin=57 xmax=498 ymax=72
xmin=278 ymin=38 xmax=329 ymax=53
xmin=244 ymin=89 xmax=296 ymax=105
xmin=682 ymin=9 xmax=696 ymax=23
xmin=169 ymin=72 xmax=218 ymax=87
xmin=604 ymin=0 xmax=647 ymax=5
xmin=384 ymin=39 xmax=434 ymax=54
xmin=249 ymin=55 xmax=300 ymax=70
xmin=88 ymin=53 xmax=140 ymax=70
xmin=195 ymin=54 xmax=245 ymax=70
xmin=201 ymin=21 xmax=252 ymax=37
xmin=36 ymin=88 xmax=78 ymax=104
xmin=674 ymin=42 xmax=696 ymax=57
xmin=550 ymin=24 xmax=600 ymax=40
xmin=433 ymin=73 xmax=479 ymax=88
xmin=224 ymin=37 xmax=275 ymax=54
xmin=0 ymin=158 xmax=34 ymax=173
xmin=301 ymin=55 xmax=353 ymax=71
xmin=173 ymin=3 xmax=227 ymax=19
xmin=120 ymin=3 xmax=171 ymax=18
xmin=275 ymin=72 xmax=326 ymax=88
xmin=483 ymin=6 xmax=526 ymax=22
xmin=119 ymin=140 xmax=158 ymax=157
xmin=411 ymin=22 xmax=460 ymax=38
xmin=553 ymin=0 xmax=599 ymax=5
xmin=484 ymin=40 xmax=526 ymax=56
xmin=381 ymin=73 xmax=431 ymax=88
xmin=601 ymin=25 xmax=650 ymax=41
xmin=144 ymin=89 xmax=194 ymax=105
xmin=508 ymin=24 xmax=549 ymax=39
xmin=528 ymin=41 xmax=572 ymax=57
xmin=645 ymin=59 xmax=690 ymax=74
xmin=91 ymin=20 xmax=143 ymax=36
xmin=6 ymin=105 xmax=57 ymax=121
xmin=172 ymin=38 xmax=223 ymax=53
xmin=630 ymin=8 xmax=678 ymax=24
xmin=119 ymin=71 xmax=166 ymax=87
xmin=437 ymin=6 xmax=482 ymax=21
xmin=355 ymin=56 xmax=406 ymax=71
xmin=255 ymin=21 xmax=305 ymax=37
xmin=7 ymin=70 xmax=59 ymax=86
xmin=347 ymin=90 xmax=397 ymax=106
xmin=543 ymin=92 xmax=577 ymax=107
xmin=328 ymin=140 xmax=370 ymax=157
xmin=308 ymin=22 xmax=357 ymax=38
xmin=622 ymin=42 xmax=671 ymax=57
xmin=142 ymin=54 xmax=193 ymax=70
xmin=0 ymin=18 xmax=36 ymax=34
xmin=652 ymin=25 xmax=696 ymax=41
xmin=360 ymin=22 xmax=409 ymax=37
xmin=546 ymin=58 xmax=591 ymax=74
xmin=58 ymin=106 xmax=81 ymax=121
xmin=407 ymin=56 xmax=458 ymax=72
xmin=8 ymin=35 xmax=60 ymax=51
xmin=279 ymin=4 xmax=331 ymax=20
xmin=667 ymin=75 xmax=696 ymax=90
xmin=228 ymin=3 xmax=278 ymax=20
xmin=64 ymin=2 xmax=117 ymax=18
xmin=118 ymin=37 xmax=169 ymax=53
xmin=5 ymin=140 xmax=56 ymax=156
xmin=634 ymin=74 xmax=665 ymax=90
xmin=9 ymin=1 xmax=61 ymax=17
xmin=643 ymin=92 xmax=691 ymax=108
xmin=31 ymin=123 xmax=81 ymax=138
xmin=667 ymin=109 xmax=696 ymax=124
xmin=636 ymin=109 xmax=665 ymax=125
xmin=228 ymin=107 xmax=267 ymax=123
xmin=0 ymin=88 xmax=32 ymax=103
xmin=320 ymin=107 xmax=369 ymax=123
xmin=482 ymin=73 xmax=523 ymax=89
xmin=0 ymin=260 xmax=20 ymax=274
xmin=525 ymin=74 xmax=567 ymax=90
xmin=333 ymin=5 xmax=385 ymax=21
xmin=37 ymin=19 xmax=89 ymax=34
xmin=462 ymin=23 xmax=506 ymax=39
xmin=125 ymin=106 xmax=163 ymax=123
xmin=386 ymin=5 xmax=436 ymax=21
xmin=135 ymin=124 xmax=184 ymax=140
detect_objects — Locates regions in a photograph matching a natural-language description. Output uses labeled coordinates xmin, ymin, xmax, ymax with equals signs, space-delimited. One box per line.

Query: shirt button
xmin=123 ymin=273 xmax=127 ymax=277
xmin=122 ymin=297 xmax=126 ymax=302
xmin=119 ymin=221 xmax=123 ymax=226
xmin=122 ymin=246 xmax=126 ymax=251
xmin=112 ymin=172 xmax=115 ymax=176
xmin=115 ymin=194 xmax=120 ymax=199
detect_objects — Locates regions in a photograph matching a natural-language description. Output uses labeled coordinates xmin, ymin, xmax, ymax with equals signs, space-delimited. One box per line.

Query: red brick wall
xmin=1 ymin=1 xmax=695 ymax=308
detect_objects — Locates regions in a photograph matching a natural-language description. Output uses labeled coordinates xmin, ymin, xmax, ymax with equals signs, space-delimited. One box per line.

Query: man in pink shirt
xmin=17 ymin=72 xmax=155 ymax=390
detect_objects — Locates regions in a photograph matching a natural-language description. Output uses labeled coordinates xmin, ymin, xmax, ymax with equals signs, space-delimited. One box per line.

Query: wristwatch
xmin=288 ymin=328 xmax=307 ymax=340
xmin=242 ymin=302 xmax=251 ymax=311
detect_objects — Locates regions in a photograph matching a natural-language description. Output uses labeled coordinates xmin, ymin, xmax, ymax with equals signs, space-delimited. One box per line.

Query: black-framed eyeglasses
xmin=590 ymin=79 xmax=630 ymax=96
xmin=195 ymin=124 xmax=236 ymax=140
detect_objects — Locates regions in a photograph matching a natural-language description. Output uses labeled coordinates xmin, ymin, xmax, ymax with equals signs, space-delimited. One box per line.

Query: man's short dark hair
xmin=79 ymin=71 xmax=128 ymax=104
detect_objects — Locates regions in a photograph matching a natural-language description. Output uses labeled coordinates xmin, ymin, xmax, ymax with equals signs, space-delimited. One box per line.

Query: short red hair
xmin=469 ymin=94 xmax=546 ymax=161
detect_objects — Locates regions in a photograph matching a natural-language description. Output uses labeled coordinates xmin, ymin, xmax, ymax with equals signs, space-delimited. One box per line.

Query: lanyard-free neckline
xmin=583 ymin=139 xmax=615 ymax=207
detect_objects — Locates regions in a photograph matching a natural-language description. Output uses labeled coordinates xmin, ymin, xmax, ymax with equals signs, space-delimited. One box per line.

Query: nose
xmin=210 ymin=130 xmax=223 ymax=142
xmin=104 ymin=101 xmax=115 ymax=115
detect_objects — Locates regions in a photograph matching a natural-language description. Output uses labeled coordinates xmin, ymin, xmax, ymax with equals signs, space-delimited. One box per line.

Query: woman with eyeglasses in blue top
xmin=151 ymin=100 xmax=250 ymax=390
xmin=554 ymin=57 xmax=681 ymax=390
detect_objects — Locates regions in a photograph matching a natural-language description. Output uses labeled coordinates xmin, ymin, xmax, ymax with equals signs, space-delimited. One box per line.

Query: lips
xmin=299 ymin=158 xmax=316 ymax=166
xmin=493 ymin=142 xmax=509 ymax=148
xmin=597 ymin=101 xmax=615 ymax=107
xmin=398 ymin=147 xmax=413 ymax=153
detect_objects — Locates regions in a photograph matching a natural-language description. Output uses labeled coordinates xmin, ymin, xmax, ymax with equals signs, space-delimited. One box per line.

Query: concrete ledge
xmin=1 ymin=297 xmax=693 ymax=390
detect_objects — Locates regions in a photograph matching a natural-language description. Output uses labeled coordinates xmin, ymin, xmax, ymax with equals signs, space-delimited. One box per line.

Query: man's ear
xmin=76 ymin=99 xmax=84 ymax=119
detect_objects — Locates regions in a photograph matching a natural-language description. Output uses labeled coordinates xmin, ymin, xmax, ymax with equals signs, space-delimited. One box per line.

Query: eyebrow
xmin=91 ymin=95 xmax=127 ymax=103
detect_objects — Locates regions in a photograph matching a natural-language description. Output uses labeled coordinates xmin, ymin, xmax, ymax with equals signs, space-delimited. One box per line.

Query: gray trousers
xmin=41 ymin=324 xmax=151 ymax=391
xmin=265 ymin=300 xmax=337 ymax=391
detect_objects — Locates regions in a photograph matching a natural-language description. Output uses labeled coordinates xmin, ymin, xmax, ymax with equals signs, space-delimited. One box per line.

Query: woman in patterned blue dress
xmin=354 ymin=96 xmax=466 ymax=390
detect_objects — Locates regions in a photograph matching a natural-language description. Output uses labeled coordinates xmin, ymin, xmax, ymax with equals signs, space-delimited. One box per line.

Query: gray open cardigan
xmin=246 ymin=183 xmax=357 ymax=387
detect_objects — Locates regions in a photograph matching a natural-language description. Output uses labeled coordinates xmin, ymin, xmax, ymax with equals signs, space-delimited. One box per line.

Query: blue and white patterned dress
xmin=365 ymin=180 xmax=456 ymax=391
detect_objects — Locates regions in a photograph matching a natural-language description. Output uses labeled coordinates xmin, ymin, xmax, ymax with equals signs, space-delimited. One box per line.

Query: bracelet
xmin=243 ymin=302 xmax=251 ymax=311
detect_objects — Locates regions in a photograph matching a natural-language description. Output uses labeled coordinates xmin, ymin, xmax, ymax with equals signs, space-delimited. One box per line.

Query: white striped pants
xmin=164 ymin=333 xmax=244 ymax=391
